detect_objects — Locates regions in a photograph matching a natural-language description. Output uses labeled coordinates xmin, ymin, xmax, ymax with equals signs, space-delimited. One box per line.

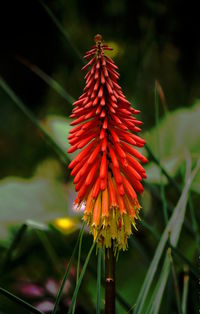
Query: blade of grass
xmin=141 ymin=216 xmax=200 ymax=278
xmin=155 ymin=80 xmax=168 ymax=114
xmin=0 ymin=77 xmax=69 ymax=164
xmin=144 ymin=182 xmax=193 ymax=235
xmin=0 ymin=287 xmax=44 ymax=314
xmin=140 ymin=217 xmax=200 ymax=278
xmin=16 ymin=56 xmax=75 ymax=105
xmin=77 ymin=226 xmax=84 ymax=283
xmin=52 ymin=223 xmax=85 ymax=314
xmin=188 ymin=195 xmax=200 ymax=253
xmin=166 ymin=272 xmax=173 ymax=314
xmin=182 ymin=266 xmax=189 ymax=314
xmin=72 ymin=223 xmax=84 ymax=314
xmin=133 ymin=159 xmax=200 ymax=314
xmin=96 ymin=249 xmax=102 ymax=314
xmin=145 ymin=254 xmax=170 ymax=314
xmin=155 ymin=81 xmax=168 ymax=224
xmin=168 ymin=248 xmax=182 ymax=314
xmin=68 ymin=239 xmax=96 ymax=314
xmin=146 ymin=248 xmax=182 ymax=314
xmin=169 ymin=244 xmax=200 ymax=278
xmin=40 ymin=1 xmax=83 ymax=63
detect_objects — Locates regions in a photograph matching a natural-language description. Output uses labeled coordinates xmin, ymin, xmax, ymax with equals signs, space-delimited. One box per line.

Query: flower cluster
xmin=68 ymin=34 xmax=147 ymax=252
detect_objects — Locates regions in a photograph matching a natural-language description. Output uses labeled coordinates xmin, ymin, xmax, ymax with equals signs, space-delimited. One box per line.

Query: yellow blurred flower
xmin=53 ymin=217 xmax=79 ymax=234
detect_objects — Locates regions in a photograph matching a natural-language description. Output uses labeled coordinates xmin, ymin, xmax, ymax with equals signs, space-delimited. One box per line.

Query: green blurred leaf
xmin=42 ymin=115 xmax=74 ymax=160
xmin=144 ymin=102 xmax=200 ymax=192
xmin=0 ymin=176 xmax=70 ymax=238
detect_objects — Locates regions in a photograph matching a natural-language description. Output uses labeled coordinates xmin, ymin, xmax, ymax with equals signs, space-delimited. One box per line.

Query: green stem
xmin=105 ymin=247 xmax=115 ymax=314
xmin=154 ymin=82 xmax=168 ymax=224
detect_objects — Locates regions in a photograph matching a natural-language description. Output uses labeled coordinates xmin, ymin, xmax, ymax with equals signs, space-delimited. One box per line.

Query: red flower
xmin=68 ymin=34 xmax=147 ymax=252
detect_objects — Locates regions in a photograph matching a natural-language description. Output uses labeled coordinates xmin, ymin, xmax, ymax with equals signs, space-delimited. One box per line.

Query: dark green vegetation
xmin=0 ymin=1 xmax=199 ymax=313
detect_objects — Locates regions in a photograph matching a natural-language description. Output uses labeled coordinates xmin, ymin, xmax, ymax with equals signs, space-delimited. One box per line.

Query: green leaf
xmin=144 ymin=102 xmax=200 ymax=192
xmin=134 ymin=160 xmax=199 ymax=314
xmin=0 ymin=176 xmax=70 ymax=238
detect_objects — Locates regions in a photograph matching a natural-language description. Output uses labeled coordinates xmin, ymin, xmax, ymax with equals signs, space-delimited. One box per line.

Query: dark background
xmin=0 ymin=1 xmax=199 ymax=313
xmin=1 ymin=0 xmax=200 ymax=178
xmin=1 ymin=0 xmax=200 ymax=111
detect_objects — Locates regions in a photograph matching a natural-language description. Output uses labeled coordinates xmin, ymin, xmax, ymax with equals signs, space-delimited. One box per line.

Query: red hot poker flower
xmin=68 ymin=34 xmax=148 ymax=252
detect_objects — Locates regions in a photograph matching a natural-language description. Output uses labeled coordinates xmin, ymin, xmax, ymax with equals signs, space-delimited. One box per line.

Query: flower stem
xmin=105 ymin=246 xmax=115 ymax=314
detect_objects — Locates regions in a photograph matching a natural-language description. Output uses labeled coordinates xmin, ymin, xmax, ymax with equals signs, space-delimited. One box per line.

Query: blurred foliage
xmin=144 ymin=101 xmax=200 ymax=192
xmin=0 ymin=0 xmax=200 ymax=313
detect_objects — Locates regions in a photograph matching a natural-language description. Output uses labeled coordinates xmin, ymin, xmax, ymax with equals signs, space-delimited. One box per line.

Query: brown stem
xmin=105 ymin=246 xmax=115 ymax=314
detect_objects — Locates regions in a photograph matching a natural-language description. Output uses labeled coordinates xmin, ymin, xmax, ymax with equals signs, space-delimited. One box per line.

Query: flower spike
xmin=68 ymin=34 xmax=148 ymax=253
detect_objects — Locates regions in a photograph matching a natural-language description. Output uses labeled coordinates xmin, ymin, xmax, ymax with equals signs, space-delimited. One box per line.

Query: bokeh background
xmin=0 ymin=0 xmax=199 ymax=313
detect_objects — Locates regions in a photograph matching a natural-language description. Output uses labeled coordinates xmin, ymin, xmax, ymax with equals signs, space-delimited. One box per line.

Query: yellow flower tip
xmin=82 ymin=192 xmax=141 ymax=254
xmin=75 ymin=181 xmax=141 ymax=254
